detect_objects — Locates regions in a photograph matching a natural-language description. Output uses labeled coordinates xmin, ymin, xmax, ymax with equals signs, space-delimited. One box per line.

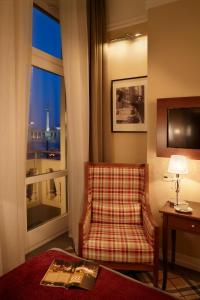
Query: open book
xmin=41 ymin=259 xmax=99 ymax=290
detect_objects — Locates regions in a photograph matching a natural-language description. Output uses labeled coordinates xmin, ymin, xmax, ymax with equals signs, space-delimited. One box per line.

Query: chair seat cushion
xmin=82 ymin=223 xmax=154 ymax=263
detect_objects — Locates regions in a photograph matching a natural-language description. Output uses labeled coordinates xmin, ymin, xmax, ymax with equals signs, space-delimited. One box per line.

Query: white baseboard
xmin=26 ymin=228 xmax=68 ymax=254
xmin=159 ymin=249 xmax=200 ymax=272
xmin=26 ymin=214 xmax=68 ymax=253
xmin=145 ymin=0 xmax=179 ymax=9
xmin=174 ymin=252 xmax=200 ymax=272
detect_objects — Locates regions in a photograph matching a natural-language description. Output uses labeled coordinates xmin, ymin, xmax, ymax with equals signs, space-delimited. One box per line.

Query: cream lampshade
xmin=168 ymin=155 xmax=188 ymax=206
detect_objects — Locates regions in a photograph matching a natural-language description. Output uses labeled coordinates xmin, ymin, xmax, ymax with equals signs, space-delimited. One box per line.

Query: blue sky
xmin=32 ymin=6 xmax=62 ymax=58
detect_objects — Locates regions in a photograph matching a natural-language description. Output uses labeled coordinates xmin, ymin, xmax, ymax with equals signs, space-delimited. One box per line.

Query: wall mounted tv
xmin=157 ymin=96 xmax=200 ymax=159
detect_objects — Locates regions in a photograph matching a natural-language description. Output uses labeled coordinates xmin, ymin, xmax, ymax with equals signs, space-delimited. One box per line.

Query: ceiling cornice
xmin=107 ymin=14 xmax=148 ymax=32
xmin=107 ymin=0 xmax=181 ymax=32
xmin=145 ymin=0 xmax=180 ymax=9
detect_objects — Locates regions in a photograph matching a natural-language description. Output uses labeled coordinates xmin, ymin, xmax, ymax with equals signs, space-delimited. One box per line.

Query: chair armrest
xmin=143 ymin=210 xmax=157 ymax=245
xmin=79 ymin=191 xmax=92 ymax=256
xmin=142 ymin=195 xmax=159 ymax=246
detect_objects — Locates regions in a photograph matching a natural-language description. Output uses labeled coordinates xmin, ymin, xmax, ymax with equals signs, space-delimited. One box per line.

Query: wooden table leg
xmin=162 ymin=215 xmax=168 ymax=290
xmin=171 ymin=229 xmax=176 ymax=268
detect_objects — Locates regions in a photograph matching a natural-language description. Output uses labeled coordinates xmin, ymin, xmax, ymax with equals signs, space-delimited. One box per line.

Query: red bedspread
xmin=0 ymin=249 xmax=175 ymax=300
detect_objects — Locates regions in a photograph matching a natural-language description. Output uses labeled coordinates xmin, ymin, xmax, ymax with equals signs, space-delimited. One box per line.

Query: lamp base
xmin=174 ymin=205 xmax=192 ymax=213
xmin=169 ymin=199 xmax=187 ymax=207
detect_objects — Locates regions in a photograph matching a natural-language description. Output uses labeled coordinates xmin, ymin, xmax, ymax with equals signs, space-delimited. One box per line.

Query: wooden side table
xmin=159 ymin=201 xmax=200 ymax=290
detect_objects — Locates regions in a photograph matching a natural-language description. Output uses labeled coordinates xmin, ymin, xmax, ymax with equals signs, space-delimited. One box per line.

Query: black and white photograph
xmin=111 ymin=76 xmax=147 ymax=132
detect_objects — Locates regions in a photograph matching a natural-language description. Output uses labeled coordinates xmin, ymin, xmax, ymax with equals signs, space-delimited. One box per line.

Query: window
xmin=26 ymin=4 xmax=67 ymax=231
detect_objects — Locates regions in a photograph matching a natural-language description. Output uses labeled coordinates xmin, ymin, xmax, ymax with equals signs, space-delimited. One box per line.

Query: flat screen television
xmin=167 ymin=107 xmax=200 ymax=149
xmin=157 ymin=96 xmax=200 ymax=159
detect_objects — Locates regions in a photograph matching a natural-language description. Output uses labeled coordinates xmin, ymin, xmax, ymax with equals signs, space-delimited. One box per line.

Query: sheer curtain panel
xmin=59 ymin=0 xmax=89 ymax=251
xmin=0 ymin=0 xmax=32 ymax=274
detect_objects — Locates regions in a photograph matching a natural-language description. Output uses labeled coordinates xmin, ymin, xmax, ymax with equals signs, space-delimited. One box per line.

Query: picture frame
xmin=111 ymin=76 xmax=147 ymax=132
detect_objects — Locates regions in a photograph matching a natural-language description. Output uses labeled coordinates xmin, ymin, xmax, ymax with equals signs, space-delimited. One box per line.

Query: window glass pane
xmin=27 ymin=66 xmax=65 ymax=174
xmin=32 ymin=6 xmax=62 ymax=58
xmin=27 ymin=176 xmax=67 ymax=230
xmin=26 ymin=66 xmax=67 ymax=231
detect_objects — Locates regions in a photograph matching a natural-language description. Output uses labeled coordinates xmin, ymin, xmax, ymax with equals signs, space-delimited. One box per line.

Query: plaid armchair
xmin=79 ymin=163 xmax=159 ymax=287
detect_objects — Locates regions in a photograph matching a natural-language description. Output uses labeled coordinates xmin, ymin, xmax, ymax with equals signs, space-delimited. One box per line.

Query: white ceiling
xmin=106 ymin=0 xmax=147 ymax=31
xmin=106 ymin=0 xmax=180 ymax=31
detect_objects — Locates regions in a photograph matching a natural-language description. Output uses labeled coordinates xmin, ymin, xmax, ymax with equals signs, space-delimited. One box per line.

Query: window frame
xmin=34 ymin=0 xmax=59 ymax=20
xmin=32 ymin=47 xmax=63 ymax=76
xmin=26 ymin=1 xmax=67 ymax=216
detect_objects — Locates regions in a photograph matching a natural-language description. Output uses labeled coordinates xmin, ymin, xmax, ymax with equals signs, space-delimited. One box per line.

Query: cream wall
xmin=104 ymin=36 xmax=148 ymax=163
xmin=148 ymin=0 xmax=200 ymax=262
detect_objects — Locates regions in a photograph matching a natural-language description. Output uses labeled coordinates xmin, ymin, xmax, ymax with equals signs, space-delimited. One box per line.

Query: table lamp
xmin=168 ymin=155 xmax=188 ymax=206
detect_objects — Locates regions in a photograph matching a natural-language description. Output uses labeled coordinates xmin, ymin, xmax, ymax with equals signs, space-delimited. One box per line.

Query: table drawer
xmin=168 ymin=215 xmax=200 ymax=234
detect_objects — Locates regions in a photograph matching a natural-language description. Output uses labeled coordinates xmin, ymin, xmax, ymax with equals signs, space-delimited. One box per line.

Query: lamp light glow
xmin=168 ymin=155 xmax=188 ymax=175
xmin=168 ymin=155 xmax=188 ymax=206
xmin=134 ymin=33 xmax=142 ymax=37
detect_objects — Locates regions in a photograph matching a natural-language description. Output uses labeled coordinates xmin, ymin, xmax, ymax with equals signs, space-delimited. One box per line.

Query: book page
xmin=69 ymin=261 xmax=99 ymax=290
xmin=41 ymin=260 xmax=73 ymax=286
xmin=41 ymin=259 xmax=99 ymax=290
xmin=68 ymin=271 xmax=85 ymax=284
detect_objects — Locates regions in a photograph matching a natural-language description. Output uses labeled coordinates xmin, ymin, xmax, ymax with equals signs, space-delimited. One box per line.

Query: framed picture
xmin=111 ymin=76 xmax=147 ymax=132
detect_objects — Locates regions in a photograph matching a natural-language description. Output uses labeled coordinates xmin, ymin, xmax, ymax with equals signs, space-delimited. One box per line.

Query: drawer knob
xmin=191 ymin=224 xmax=195 ymax=228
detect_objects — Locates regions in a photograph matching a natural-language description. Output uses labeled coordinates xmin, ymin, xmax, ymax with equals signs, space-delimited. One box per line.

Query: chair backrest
xmin=87 ymin=163 xmax=146 ymax=225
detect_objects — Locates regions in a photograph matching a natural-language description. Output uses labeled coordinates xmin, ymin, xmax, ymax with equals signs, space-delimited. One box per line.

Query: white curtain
xmin=59 ymin=0 xmax=89 ymax=251
xmin=0 ymin=0 xmax=32 ymax=274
